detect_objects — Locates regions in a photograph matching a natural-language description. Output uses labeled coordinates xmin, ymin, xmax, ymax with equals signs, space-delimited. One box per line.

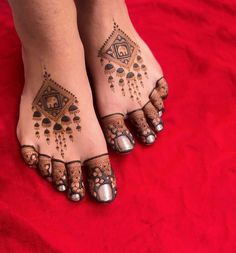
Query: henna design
xmin=66 ymin=161 xmax=85 ymax=201
xmin=128 ymin=110 xmax=156 ymax=144
xmin=85 ymin=155 xmax=117 ymax=202
xmin=21 ymin=145 xmax=38 ymax=167
xmin=143 ymin=102 xmax=163 ymax=132
xmin=149 ymin=89 xmax=164 ymax=112
xmin=101 ymin=113 xmax=134 ymax=153
xmin=32 ymin=67 xmax=81 ymax=158
xmin=98 ymin=22 xmax=148 ymax=105
xmin=52 ymin=160 xmax=67 ymax=191
xmin=38 ymin=154 xmax=52 ymax=181
xmin=156 ymin=77 xmax=168 ymax=99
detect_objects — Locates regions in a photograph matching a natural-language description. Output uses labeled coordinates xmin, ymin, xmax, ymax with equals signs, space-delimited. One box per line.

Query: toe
xmin=84 ymin=154 xmax=117 ymax=203
xmin=38 ymin=154 xmax=52 ymax=181
xmin=128 ymin=109 xmax=156 ymax=145
xmin=52 ymin=159 xmax=67 ymax=192
xmin=149 ymin=88 xmax=165 ymax=114
xmin=143 ymin=101 xmax=164 ymax=132
xmin=66 ymin=161 xmax=85 ymax=202
xmin=101 ymin=113 xmax=135 ymax=153
xmin=21 ymin=145 xmax=39 ymax=168
xmin=156 ymin=77 xmax=168 ymax=99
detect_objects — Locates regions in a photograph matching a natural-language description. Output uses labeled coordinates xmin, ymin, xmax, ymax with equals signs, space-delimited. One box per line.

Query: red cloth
xmin=0 ymin=0 xmax=236 ymax=252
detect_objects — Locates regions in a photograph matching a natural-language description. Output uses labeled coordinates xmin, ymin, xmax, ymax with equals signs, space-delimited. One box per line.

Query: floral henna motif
xmin=52 ymin=160 xmax=67 ymax=191
xmin=66 ymin=161 xmax=85 ymax=201
xmin=38 ymin=154 xmax=52 ymax=181
xmin=129 ymin=110 xmax=156 ymax=144
xmin=32 ymin=67 xmax=81 ymax=158
xmin=85 ymin=155 xmax=117 ymax=202
xmin=98 ymin=23 xmax=149 ymax=105
xmin=21 ymin=145 xmax=38 ymax=167
xmin=101 ymin=113 xmax=135 ymax=152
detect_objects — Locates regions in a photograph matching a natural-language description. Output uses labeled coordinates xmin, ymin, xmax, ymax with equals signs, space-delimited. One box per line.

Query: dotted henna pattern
xmin=98 ymin=22 xmax=149 ymax=105
xmin=32 ymin=67 xmax=81 ymax=158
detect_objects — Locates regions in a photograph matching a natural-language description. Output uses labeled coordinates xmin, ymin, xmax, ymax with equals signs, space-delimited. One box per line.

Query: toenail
xmin=97 ymin=184 xmax=113 ymax=202
xmin=70 ymin=193 xmax=80 ymax=202
xmin=156 ymin=123 xmax=164 ymax=132
xmin=115 ymin=135 xmax=134 ymax=153
xmin=146 ymin=134 xmax=156 ymax=144
xmin=57 ymin=184 xmax=66 ymax=192
xmin=158 ymin=110 xmax=163 ymax=117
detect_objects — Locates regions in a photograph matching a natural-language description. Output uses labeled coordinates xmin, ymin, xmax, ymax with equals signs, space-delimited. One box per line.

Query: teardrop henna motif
xmin=98 ymin=22 xmax=149 ymax=105
xmin=32 ymin=67 xmax=82 ymax=158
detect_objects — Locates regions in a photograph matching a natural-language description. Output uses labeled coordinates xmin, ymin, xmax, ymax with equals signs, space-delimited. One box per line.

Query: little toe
xmin=84 ymin=154 xmax=117 ymax=203
xmin=156 ymin=77 xmax=169 ymax=99
xmin=143 ymin=101 xmax=164 ymax=132
xmin=66 ymin=161 xmax=85 ymax=202
xmin=101 ymin=113 xmax=135 ymax=153
xmin=128 ymin=109 xmax=156 ymax=145
xmin=149 ymin=88 xmax=165 ymax=116
xmin=21 ymin=145 xmax=39 ymax=168
xmin=51 ymin=159 xmax=67 ymax=192
xmin=38 ymin=154 xmax=52 ymax=181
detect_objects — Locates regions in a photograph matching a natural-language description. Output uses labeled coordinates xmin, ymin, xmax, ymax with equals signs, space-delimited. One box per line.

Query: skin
xmin=8 ymin=0 xmax=168 ymax=202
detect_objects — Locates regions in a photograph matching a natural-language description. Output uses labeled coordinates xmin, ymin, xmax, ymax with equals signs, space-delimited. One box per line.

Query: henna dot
xmin=73 ymin=116 xmax=80 ymax=123
xmin=61 ymin=115 xmax=71 ymax=125
xmin=66 ymin=127 xmax=72 ymax=134
xmin=33 ymin=111 xmax=42 ymax=120
xmin=42 ymin=118 xmax=51 ymax=128
xmin=76 ymin=125 xmax=81 ymax=131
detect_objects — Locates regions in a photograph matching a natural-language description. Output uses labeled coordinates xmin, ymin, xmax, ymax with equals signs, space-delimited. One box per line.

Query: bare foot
xmin=78 ymin=0 xmax=168 ymax=153
xmin=9 ymin=0 xmax=117 ymax=202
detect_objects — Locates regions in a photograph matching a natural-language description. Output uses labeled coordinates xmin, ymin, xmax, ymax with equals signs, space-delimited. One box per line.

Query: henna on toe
xmin=21 ymin=145 xmax=39 ymax=168
xmin=52 ymin=159 xmax=67 ymax=192
xmin=101 ymin=113 xmax=135 ymax=153
xmin=84 ymin=154 xmax=117 ymax=203
xmin=38 ymin=154 xmax=52 ymax=181
xmin=66 ymin=161 xmax=85 ymax=202
xmin=156 ymin=77 xmax=168 ymax=99
xmin=128 ymin=109 xmax=156 ymax=145
xmin=143 ymin=102 xmax=164 ymax=132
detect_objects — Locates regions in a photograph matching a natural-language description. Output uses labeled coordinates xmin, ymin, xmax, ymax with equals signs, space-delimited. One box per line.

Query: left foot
xmin=77 ymin=0 xmax=168 ymax=154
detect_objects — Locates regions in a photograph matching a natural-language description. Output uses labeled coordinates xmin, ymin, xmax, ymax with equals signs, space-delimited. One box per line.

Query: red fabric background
xmin=0 ymin=0 xmax=236 ymax=252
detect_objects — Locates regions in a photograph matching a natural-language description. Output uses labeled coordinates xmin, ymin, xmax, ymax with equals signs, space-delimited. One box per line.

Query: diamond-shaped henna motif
xmin=99 ymin=29 xmax=139 ymax=68
xmin=33 ymin=78 xmax=75 ymax=122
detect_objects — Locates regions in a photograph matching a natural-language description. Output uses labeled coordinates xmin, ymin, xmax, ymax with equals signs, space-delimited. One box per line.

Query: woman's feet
xmin=77 ymin=0 xmax=168 ymax=153
xmin=10 ymin=0 xmax=117 ymax=203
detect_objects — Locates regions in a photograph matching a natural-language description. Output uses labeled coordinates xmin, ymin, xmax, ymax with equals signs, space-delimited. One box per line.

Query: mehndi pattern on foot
xmin=143 ymin=102 xmax=164 ymax=132
xmin=38 ymin=154 xmax=52 ymax=181
xmin=52 ymin=159 xmax=67 ymax=192
xmin=32 ymin=67 xmax=81 ymax=159
xmin=21 ymin=145 xmax=39 ymax=168
xmin=66 ymin=161 xmax=85 ymax=202
xmin=98 ymin=22 xmax=149 ymax=105
xmin=85 ymin=154 xmax=117 ymax=203
xmin=149 ymin=77 xmax=169 ymax=116
xmin=101 ymin=113 xmax=135 ymax=153
xmin=128 ymin=109 xmax=156 ymax=145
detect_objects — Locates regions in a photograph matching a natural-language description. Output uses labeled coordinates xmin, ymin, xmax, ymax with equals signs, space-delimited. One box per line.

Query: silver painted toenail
xmin=115 ymin=135 xmax=134 ymax=152
xmin=156 ymin=123 xmax=164 ymax=132
xmin=70 ymin=193 xmax=80 ymax=202
xmin=98 ymin=184 xmax=113 ymax=202
xmin=146 ymin=134 xmax=156 ymax=144
xmin=57 ymin=185 xmax=66 ymax=192
xmin=158 ymin=111 xmax=163 ymax=117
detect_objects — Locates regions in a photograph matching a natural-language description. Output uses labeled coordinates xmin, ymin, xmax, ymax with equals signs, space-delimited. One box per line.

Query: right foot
xmin=78 ymin=0 xmax=169 ymax=154
xmin=11 ymin=0 xmax=117 ymax=203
